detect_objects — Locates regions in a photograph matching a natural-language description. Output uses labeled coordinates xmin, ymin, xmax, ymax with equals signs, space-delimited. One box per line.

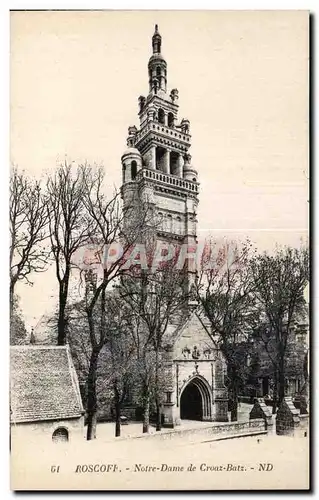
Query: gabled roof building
xmin=10 ymin=345 xmax=84 ymax=444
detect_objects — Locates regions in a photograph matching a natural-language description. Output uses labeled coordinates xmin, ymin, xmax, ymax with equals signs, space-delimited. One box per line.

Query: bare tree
xmin=120 ymin=244 xmax=189 ymax=432
xmin=117 ymin=299 xmax=156 ymax=434
xmin=67 ymin=291 xmax=136 ymax=438
xmin=251 ymin=246 xmax=309 ymax=407
xmin=10 ymin=167 xmax=49 ymax=313
xmin=46 ymin=162 xmax=95 ymax=346
xmin=81 ymin=168 xmax=150 ymax=440
xmin=197 ymin=239 xmax=258 ymax=421
xmin=104 ymin=296 xmax=137 ymax=437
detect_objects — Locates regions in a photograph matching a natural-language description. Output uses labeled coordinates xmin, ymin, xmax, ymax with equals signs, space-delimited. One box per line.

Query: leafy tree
xmin=251 ymin=246 xmax=309 ymax=407
xmin=197 ymin=239 xmax=258 ymax=421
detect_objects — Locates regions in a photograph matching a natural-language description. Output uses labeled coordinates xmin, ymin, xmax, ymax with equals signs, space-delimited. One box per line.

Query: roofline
xmin=66 ymin=345 xmax=85 ymax=414
xmin=11 ymin=414 xmax=84 ymax=424
xmin=10 ymin=345 xmax=69 ymax=350
xmin=163 ymin=305 xmax=212 ymax=348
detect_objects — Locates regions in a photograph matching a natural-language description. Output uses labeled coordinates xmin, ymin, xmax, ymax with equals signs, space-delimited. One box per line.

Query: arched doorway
xmin=180 ymin=382 xmax=202 ymax=420
xmin=180 ymin=376 xmax=212 ymax=421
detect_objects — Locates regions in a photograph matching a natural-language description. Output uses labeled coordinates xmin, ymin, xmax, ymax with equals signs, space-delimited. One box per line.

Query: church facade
xmin=120 ymin=26 xmax=228 ymax=427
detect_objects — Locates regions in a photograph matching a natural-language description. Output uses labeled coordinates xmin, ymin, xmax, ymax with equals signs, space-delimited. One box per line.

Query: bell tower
xmin=121 ymin=25 xmax=199 ymax=287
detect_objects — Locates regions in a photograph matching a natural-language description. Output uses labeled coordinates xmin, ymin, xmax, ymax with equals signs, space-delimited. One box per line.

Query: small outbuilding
xmin=10 ymin=345 xmax=84 ymax=445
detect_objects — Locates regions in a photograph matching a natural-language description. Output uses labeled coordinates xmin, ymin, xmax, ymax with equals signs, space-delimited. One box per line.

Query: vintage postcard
xmin=10 ymin=10 xmax=309 ymax=491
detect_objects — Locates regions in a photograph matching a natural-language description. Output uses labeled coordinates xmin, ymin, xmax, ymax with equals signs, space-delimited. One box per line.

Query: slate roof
xmin=10 ymin=345 xmax=84 ymax=424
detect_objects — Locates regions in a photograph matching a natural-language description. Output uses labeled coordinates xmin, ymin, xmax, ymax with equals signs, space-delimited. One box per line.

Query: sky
xmin=10 ymin=10 xmax=309 ymax=327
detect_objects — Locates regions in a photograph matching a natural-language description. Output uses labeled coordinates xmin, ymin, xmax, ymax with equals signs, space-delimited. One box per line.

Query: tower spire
xmin=152 ymin=24 xmax=162 ymax=54
xmin=149 ymin=24 xmax=166 ymax=93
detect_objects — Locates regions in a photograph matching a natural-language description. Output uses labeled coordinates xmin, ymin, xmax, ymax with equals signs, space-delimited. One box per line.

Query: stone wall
xmin=276 ymin=397 xmax=301 ymax=436
xmin=126 ymin=419 xmax=266 ymax=444
xmin=11 ymin=416 xmax=85 ymax=447
xmin=250 ymin=398 xmax=273 ymax=429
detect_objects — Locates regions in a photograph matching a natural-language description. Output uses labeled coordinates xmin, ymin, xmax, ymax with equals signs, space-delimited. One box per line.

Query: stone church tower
xmin=120 ymin=26 xmax=228 ymax=427
xmin=121 ymin=25 xmax=199 ymax=289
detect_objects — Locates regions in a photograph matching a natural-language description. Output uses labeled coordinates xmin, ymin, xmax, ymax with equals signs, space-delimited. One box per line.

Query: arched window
xmin=167 ymin=214 xmax=173 ymax=232
xmin=156 ymin=66 xmax=161 ymax=79
xmin=168 ymin=112 xmax=174 ymax=128
xmin=131 ymin=161 xmax=137 ymax=180
xmin=158 ymin=108 xmax=165 ymax=125
xmin=52 ymin=427 xmax=69 ymax=443
xmin=176 ymin=216 xmax=182 ymax=235
xmin=157 ymin=212 xmax=163 ymax=229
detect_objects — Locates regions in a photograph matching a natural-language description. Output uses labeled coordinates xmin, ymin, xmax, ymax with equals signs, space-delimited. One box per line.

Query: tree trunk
xmin=9 ymin=281 xmax=15 ymax=317
xmin=228 ymin=365 xmax=238 ymax=422
xmin=87 ymin=412 xmax=97 ymax=440
xmin=57 ymin=275 xmax=69 ymax=346
xmin=278 ymin=356 xmax=286 ymax=404
xmin=86 ymin=347 xmax=100 ymax=440
xmin=142 ymin=389 xmax=150 ymax=434
xmin=230 ymin=394 xmax=238 ymax=422
xmin=156 ymin=400 xmax=161 ymax=432
xmin=272 ymin=371 xmax=278 ymax=414
xmin=155 ymin=347 xmax=161 ymax=431
xmin=115 ymin=402 xmax=121 ymax=437
xmin=113 ymin=383 xmax=121 ymax=438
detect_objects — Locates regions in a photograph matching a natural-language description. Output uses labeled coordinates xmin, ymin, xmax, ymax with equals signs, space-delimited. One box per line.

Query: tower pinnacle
xmin=149 ymin=24 xmax=166 ymax=93
xmin=152 ymin=24 xmax=161 ymax=54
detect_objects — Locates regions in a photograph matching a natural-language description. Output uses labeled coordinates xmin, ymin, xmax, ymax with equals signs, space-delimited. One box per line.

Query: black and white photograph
xmin=9 ymin=10 xmax=309 ymax=490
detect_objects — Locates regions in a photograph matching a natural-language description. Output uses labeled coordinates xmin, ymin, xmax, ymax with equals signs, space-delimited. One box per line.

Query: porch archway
xmin=180 ymin=376 xmax=212 ymax=421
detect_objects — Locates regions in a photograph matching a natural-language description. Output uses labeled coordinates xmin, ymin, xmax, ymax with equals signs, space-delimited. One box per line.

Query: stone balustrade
xmin=136 ymin=168 xmax=198 ymax=193
xmin=135 ymin=121 xmax=191 ymax=144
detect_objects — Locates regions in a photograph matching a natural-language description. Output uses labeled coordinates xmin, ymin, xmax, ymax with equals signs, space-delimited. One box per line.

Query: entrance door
xmin=180 ymin=382 xmax=203 ymax=420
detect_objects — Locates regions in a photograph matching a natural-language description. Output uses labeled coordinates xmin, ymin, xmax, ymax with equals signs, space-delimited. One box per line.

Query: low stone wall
xmin=276 ymin=397 xmax=301 ymax=436
xmin=129 ymin=419 xmax=266 ymax=444
xmin=250 ymin=398 xmax=273 ymax=429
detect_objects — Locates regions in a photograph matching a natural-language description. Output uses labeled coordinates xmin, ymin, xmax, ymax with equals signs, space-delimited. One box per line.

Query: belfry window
xmin=170 ymin=151 xmax=179 ymax=176
xmin=158 ymin=108 xmax=165 ymax=125
xmin=131 ymin=161 xmax=137 ymax=180
xmin=155 ymin=146 xmax=166 ymax=171
xmin=168 ymin=112 xmax=174 ymax=128
xmin=156 ymin=66 xmax=161 ymax=79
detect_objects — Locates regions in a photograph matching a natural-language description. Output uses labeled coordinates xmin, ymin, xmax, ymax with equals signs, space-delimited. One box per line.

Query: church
xmin=120 ymin=25 xmax=228 ymax=428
